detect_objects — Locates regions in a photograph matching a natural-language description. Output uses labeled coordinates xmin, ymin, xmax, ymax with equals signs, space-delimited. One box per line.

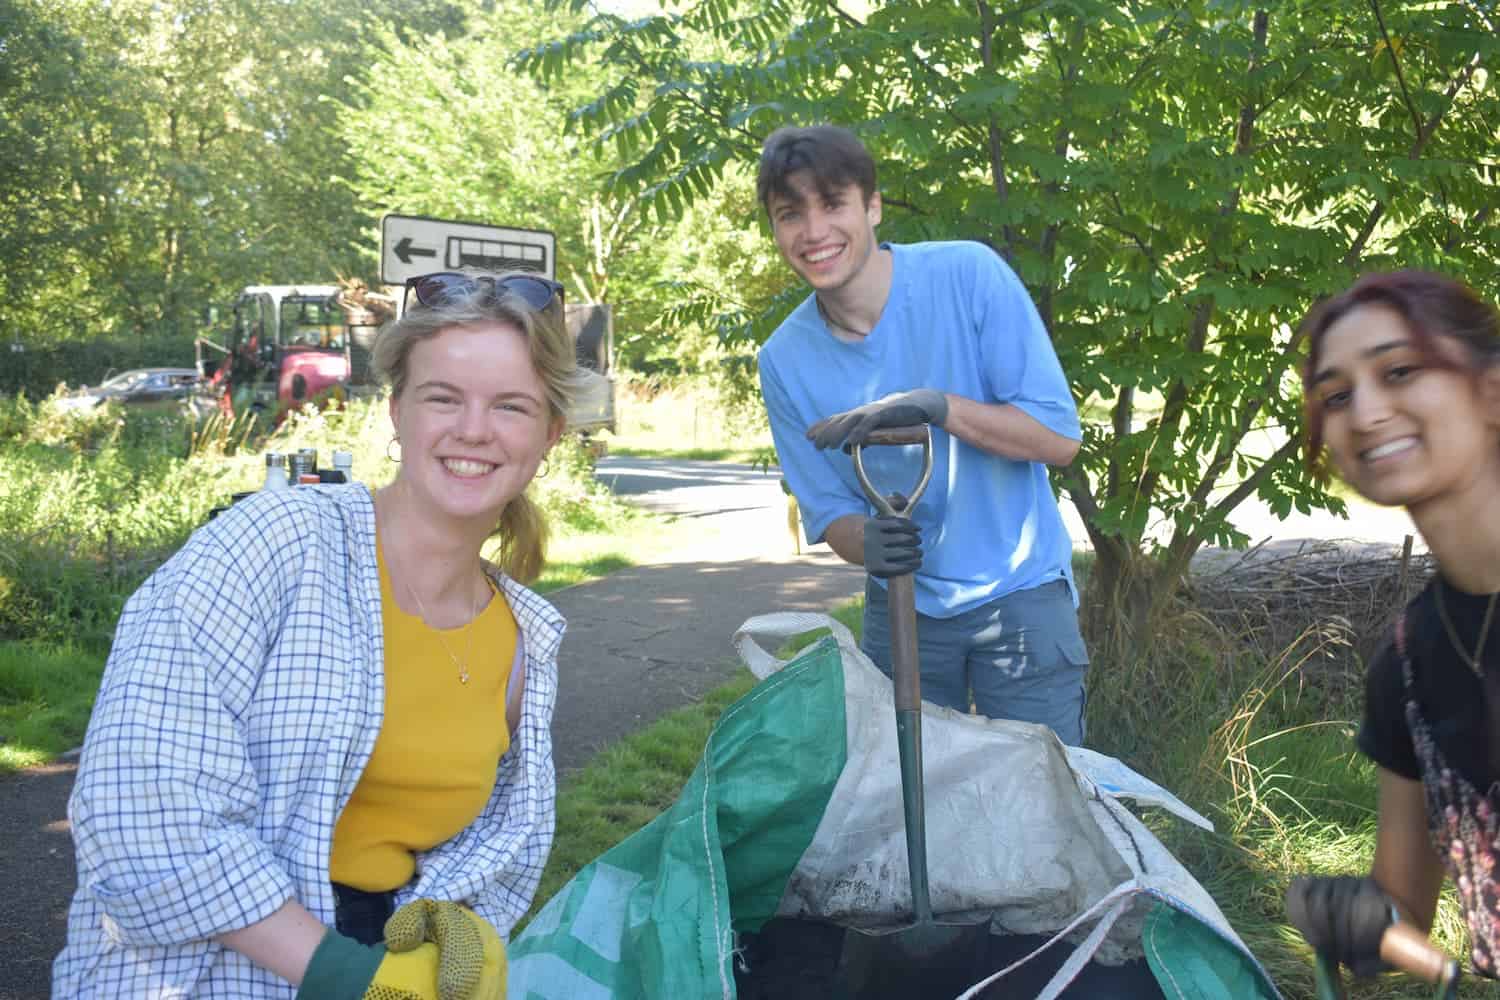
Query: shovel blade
xmin=838 ymin=920 xmax=989 ymax=999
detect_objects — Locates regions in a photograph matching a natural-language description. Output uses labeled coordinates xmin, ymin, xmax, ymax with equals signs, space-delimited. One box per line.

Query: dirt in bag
xmin=732 ymin=917 xmax=1166 ymax=1000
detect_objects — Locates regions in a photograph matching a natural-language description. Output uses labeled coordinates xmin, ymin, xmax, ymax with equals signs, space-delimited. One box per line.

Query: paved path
xmin=0 ymin=458 xmax=862 ymax=1000
xmin=1 ymin=764 xmax=75 ymax=1000
xmin=551 ymin=457 xmax=864 ymax=773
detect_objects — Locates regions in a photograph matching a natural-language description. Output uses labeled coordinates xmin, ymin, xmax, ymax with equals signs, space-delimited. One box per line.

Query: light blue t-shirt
xmin=758 ymin=241 xmax=1081 ymax=619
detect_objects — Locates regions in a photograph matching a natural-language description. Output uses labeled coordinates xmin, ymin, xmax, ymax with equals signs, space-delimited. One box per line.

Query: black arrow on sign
xmin=395 ymin=237 xmax=437 ymax=264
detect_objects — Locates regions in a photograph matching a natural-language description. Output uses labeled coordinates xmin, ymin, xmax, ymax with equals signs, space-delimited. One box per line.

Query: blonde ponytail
xmin=497 ymin=492 xmax=549 ymax=585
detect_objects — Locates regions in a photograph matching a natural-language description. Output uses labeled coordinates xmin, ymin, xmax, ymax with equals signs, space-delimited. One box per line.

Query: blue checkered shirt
xmin=53 ymin=485 xmax=565 ymax=997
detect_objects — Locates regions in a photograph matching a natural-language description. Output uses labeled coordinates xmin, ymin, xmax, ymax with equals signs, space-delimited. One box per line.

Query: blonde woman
xmin=55 ymin=271 xmax=581 ymax=998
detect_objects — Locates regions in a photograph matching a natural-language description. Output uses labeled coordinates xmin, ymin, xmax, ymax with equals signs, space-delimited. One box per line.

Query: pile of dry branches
xmin=1188 ymin=537 xmax=1434 ymax=672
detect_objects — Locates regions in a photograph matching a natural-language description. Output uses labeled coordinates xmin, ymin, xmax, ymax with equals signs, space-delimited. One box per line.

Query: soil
xmin=733 ymin=918 xmax=1165 ymax=1000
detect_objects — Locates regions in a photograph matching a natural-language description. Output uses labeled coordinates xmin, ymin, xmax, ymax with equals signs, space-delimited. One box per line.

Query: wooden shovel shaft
xmin=889 ymin=570 xmax=933 ymax=925
xmin=888 ymin=574 xmax=920 ymax=713
xmin=1382 ymin=922 xmax=1459 ymax=996
xmin=850 ymin=426 xmax=939 ymax=929
xmin=895 ymin=708 xmax=932 ymax=923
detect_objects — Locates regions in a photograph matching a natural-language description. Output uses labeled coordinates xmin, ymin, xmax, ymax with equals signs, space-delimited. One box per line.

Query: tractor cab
xmin=198 ymin=284 xmax=387 ymax=422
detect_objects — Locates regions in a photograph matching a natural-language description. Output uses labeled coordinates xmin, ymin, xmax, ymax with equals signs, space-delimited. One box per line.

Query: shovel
xmin=837 ymin=424 xmax=990 ymax=998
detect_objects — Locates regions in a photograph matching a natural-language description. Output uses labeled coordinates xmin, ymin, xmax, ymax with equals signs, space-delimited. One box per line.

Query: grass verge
xmin=531 ymin=503 xmax=699 ymax=594
xmin=0 ymin=642 xmax=103 ymax=770
xmin=606 ymin=444 xmax=773 ymax=466
xmin=528 ymin=670 xmax=760 ymax=922
xmin=607 ymin=373 xmax=774 ymax=462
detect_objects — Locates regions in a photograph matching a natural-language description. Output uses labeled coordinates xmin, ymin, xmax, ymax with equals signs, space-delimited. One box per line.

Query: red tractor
xmin=196 ymin=283 xmax=390 ymax=422
xmin=195 ymin=280 xmax=613 ymax=435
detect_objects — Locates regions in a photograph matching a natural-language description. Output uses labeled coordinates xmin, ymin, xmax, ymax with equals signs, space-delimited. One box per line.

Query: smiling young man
xmin=754 ymin=124 xmax=1090 ymax=744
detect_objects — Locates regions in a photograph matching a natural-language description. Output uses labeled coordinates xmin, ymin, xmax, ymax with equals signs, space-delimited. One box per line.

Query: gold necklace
xmin=377 ymin=489 xmax=485 ymax=685
xmin=405 ymin=577 xmax=482 ymax=685
xmin=1434 ymin=581 xmax=1500 ymax=681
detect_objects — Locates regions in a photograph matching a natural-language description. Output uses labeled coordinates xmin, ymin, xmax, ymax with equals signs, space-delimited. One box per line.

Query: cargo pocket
xmin=1056 ymin=630 xmax=1090 ymax=669
xmin=1055 ymin=630 xmax=1090 ymax=745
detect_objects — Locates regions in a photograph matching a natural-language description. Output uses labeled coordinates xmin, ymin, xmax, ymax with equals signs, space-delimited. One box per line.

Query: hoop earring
xmin=537 ymin=458 xmax=550 ymax=479
xmin=386 ymin=436 xmax=402 ymax=463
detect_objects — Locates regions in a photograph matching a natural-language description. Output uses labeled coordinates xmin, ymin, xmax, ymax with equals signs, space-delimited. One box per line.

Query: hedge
xmin=1 ymin=334 xmax=197 ymax=396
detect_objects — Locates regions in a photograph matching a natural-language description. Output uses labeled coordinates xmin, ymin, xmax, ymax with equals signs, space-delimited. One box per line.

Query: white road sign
xmin=380 ymin=214 xmax=557 ymax=285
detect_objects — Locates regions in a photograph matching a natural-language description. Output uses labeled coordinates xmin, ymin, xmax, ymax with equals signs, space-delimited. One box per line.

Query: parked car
xmin=55 ymin=368 xmax=202 ymax=412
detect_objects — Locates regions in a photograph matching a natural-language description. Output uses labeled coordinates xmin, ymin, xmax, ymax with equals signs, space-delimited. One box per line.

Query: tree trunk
xmin=1083 ymin=544 xmax=1182 ymax=663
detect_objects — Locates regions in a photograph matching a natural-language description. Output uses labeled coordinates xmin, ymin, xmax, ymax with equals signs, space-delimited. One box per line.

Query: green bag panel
xmin=716 ymin=638 xmax=848 ymax=931
xmin=1143 ymin=902 xmax=1279 ymax=1000
xmin=509 ymin=638 xmax=848 ymax=999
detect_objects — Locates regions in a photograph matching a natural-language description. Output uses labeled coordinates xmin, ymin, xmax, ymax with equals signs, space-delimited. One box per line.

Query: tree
xmin=0 ymin=0 xmax=464 ymax=352
xmin=339 ymin=0 xmax=783 ymax=373
xmin=0 ymin=0 xmax=114 ymax=343
xmin=525 ymin=0 xmax=1500 ymax=648
xmin=339 ymin=6 xmax=644 ymax=324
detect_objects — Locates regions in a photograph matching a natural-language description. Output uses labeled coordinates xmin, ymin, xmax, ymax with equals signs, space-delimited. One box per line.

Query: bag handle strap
xmin=954 ymin=880 xmax=1139 ymax=1000
xmin=733 ymin=612 xmax=861 ymax=680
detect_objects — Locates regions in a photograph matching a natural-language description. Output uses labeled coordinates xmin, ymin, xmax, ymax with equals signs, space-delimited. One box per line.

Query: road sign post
xmin=380 ymin=214 xmax=557 ymax=285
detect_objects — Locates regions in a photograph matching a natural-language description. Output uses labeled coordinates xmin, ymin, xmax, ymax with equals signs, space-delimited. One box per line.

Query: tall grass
xmin=0 ymin=394 xmax=388 ymax=648
xmin=1082 ymin=585 xmax=1469 ymax=999
xmin=0 ymin=642 xmax=103 ymax=770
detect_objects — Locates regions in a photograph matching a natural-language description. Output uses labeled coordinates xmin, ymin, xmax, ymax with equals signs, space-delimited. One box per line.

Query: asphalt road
xmin=549 ymin=457 xmax=861 ymax=773
xmin=594 ymin=455 xmax=786 ymax=517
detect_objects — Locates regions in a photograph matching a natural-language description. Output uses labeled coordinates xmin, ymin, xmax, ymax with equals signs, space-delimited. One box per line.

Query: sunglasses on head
xmin=403 ymin=271 xmax=565 ymax=315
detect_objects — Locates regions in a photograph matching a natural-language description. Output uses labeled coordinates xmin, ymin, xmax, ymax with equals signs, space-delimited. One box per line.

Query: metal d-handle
xmin=851 ymin=425 xmax=934 ymax=517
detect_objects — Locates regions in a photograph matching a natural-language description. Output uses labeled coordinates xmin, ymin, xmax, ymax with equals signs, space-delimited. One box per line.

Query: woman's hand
xmin=1285 ymin=874 xmax=1396 ymax=977
xmin=385 ymin=900 xmax=507 ymax=1000
xmin=218 ymin=896 xmax=503 ymax=1000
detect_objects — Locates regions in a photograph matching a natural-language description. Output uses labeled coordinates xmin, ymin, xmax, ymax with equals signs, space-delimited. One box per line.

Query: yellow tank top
xmin=328 ymin=541 xmax=518 ymax=891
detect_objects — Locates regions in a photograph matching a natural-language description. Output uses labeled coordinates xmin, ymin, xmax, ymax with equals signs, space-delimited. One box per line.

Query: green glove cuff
xmin=297 ymin=929 xmax=385 ymax=1000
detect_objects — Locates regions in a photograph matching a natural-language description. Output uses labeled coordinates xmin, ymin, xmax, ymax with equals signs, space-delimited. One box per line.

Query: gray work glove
xmin=806 ymin=389 xmax=949 ymax=451
xmin=864 ymin=514 xmax=922 ymax=578
xmin=1285 ymin=875 xmax=1395 ymax=978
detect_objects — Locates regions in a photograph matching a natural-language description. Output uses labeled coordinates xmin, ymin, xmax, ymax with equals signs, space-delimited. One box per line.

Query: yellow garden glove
xmin=296 ymin=932 xmax=442 ymax=1000
xmin=385 ymin=899 xmax=507 ymax=1000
